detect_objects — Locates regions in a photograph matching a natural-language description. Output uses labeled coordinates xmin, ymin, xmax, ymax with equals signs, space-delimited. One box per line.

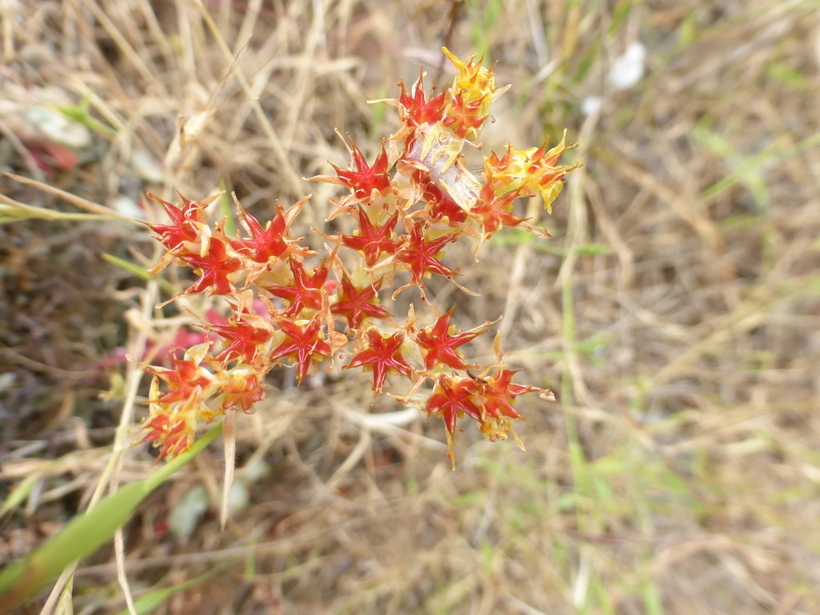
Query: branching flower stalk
xmin=139 ymin=48 xmax=581 ymax=468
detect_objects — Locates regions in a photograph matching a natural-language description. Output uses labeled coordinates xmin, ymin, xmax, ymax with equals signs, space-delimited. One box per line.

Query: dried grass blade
xmin=221 ymin=410 xmax=236 ymax=531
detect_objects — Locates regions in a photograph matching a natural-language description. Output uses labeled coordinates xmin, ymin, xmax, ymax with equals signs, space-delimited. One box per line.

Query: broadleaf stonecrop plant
xmin=140 ymin=48 xmax=581 ymax=468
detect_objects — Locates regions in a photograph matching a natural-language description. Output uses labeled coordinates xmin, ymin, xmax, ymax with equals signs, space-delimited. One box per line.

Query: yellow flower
xmin=488 ymin=130 xmax=582 ymax=213
xmin=441 ymin=47 xmax=510 ymax=141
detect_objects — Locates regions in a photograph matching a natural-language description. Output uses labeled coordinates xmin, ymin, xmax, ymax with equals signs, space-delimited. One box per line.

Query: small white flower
xmin=608 ymin=42 xmax=647 ymax=90
xmin=581 ymin=96 xmax=602 ymax=116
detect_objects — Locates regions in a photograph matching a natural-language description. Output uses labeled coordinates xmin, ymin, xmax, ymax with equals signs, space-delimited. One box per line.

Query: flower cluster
xmin=139 ymin=48 xmax=579 ymax=467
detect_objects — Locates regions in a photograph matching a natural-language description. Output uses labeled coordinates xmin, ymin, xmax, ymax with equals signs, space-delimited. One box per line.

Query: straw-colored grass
xmin=1 ymin=0 xmax=819 ymax=613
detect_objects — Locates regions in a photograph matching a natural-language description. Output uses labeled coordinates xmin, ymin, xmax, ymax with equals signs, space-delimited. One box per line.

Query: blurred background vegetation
xmin=1 ymin=0 xmax=819 ymax=613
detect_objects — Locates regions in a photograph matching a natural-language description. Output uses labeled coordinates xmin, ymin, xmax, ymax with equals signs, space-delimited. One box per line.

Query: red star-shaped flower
xmin=476 ymin=368 xmax=540 ymax=420
xmin=270 ymin=317 xmax=332 ymax=384
xmin=183 ymin=236 xmax=243 ymax=295
xmin=423 ymin=375 xmax=483 ymax=467
xmin=218 ymin=370 xmax=265 ymax=412
xmin=140 ymin=412 xmax=195 ymax=460
xmin=146 ymin=355 xmax=214 ymax=405
xmin=340 ymin=208 xmax=400 ymax=267
xmin=442 ymin=91 xmax=489 ymax=139
xmin=415 ymin=307 xmax=488 ymax=370
xmin=262 ymin=259 xmax=330 ymax=317
xmin=343 ymin=328 xmax=414 ymax=393
xmin=231 ymin=201 xmax=293 ymax=263
xmin=469 ymin=170 xmax=526 ymax=239
xmin=144 ymin=192 xmax=214 ymax=251
xmin=321 ymin=137 xmax=392 ymax=202
xmin=397 ymin=76 xmax=446 ymax=127
xmin=208 ymin=314 xmax=274 ymax=364
xmin=331 ymin=274 xmax=391 ymax=329
xmin=396 ymin=222 xmax=458 ymax=285
xmin=423 ymin=179 xmax=468 ymax=224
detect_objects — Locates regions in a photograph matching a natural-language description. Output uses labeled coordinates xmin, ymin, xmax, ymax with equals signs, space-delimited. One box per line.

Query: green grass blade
xmin=215 ymin=182 xmax=235 ymax=238
xmin=0 ymin=459 xmax=63 ymax=518
xmin=0 ymin=422 xmax=223 ymax=610
xmin=114 ymin=563 xmax=232 ymax=615
xmin=0 ymin=196 xmax=115 ymax=224
xmin=101 ymin=254 xmax=177 ymax=296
